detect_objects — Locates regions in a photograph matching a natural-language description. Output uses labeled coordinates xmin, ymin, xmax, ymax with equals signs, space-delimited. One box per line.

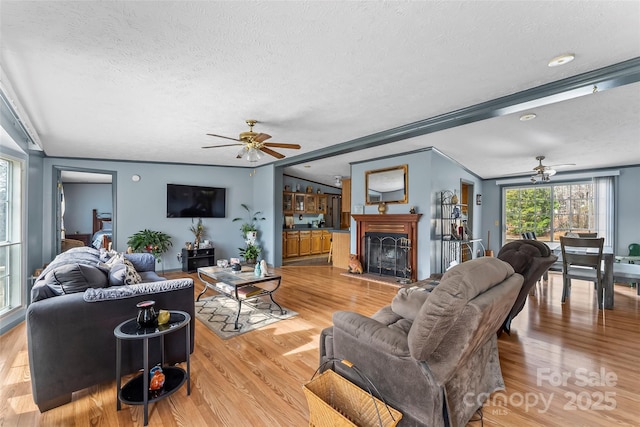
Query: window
xmin=503 ymin=180 xmax=612 ymax=244
xmin=0 ymin=155 xmax=23 ymax=315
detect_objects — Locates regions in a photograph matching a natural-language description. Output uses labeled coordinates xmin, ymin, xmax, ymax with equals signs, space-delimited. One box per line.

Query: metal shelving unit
xmin=440 ymin=190 xmax=482 ymax=273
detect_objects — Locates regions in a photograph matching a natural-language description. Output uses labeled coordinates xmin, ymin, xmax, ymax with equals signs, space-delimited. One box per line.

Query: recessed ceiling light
xmin=519 ymin=113 xmax=537 ymax=121
xmin=548 ymin=53 xmax=575 ymax=67
xmin=304 ymin=165 xmax=311 ymax=168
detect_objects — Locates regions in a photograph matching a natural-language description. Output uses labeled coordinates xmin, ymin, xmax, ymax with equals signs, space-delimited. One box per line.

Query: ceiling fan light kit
xmin=530 ymin=155 xmax=556 ymax=183
xmin=203 ymin=119 xmax=301 ymax=162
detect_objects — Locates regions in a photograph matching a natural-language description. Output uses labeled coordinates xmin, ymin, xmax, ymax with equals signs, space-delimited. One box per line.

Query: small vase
xmin=378 ymin=202 xmax=387 ymax=214
xmin=451 ymin=191 xmax=459 ymax=205
xmin=136 ymin=300 xmax=158 ymax=328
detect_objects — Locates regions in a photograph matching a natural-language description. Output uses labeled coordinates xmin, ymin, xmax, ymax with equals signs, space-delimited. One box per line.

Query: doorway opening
xmin=54 ymin=167 xmax=116 ymax=255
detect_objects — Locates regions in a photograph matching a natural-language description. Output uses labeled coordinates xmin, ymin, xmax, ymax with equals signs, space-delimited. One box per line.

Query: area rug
xmin=195 ymin=295 xmax=297 ymax=340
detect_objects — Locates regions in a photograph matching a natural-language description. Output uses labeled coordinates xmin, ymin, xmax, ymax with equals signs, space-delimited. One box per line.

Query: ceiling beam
xmin=276 ymin=57 xmax=640 ymax=167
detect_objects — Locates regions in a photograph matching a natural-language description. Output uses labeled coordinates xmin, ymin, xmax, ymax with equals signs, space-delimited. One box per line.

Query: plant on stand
xmin=233 ymin=204 xmax=265 ymax=263
xmin=127 ymin=229 xmax=173 ymax=262
xmin=233 ymin=204 xmax=265 ymax=244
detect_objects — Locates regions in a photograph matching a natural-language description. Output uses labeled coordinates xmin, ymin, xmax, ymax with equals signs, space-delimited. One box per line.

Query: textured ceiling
xmin=1 ymin=1 xmax=639 ymax=185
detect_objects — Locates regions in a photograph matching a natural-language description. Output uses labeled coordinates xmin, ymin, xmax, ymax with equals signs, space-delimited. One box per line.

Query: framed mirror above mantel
xmin=365 ymin=164 xmax=408 ymax=205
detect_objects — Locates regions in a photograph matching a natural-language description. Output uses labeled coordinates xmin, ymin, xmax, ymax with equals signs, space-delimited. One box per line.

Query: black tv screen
xmin=167 ymin=184 xmax=226 ymax=218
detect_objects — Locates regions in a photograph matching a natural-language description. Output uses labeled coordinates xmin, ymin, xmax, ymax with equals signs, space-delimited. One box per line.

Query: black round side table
xmin=114 ymin=310 xmax=191 ymax=426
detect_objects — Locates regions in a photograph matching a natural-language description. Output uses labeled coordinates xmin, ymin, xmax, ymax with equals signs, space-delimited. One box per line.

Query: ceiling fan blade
xmin=263 ymin=142 xmax=301 ymax=149
xmin=548 ymin=163 xmax=576 ymax=168
xmin=259 ymin=146 xmax=286 ymax=159
xmin=206 ymin=133 xmax=242 ymax=142
xmin=201 ymin=143 xmax=243 ymax=149
xmin=253 ymin=133 xmax=272 ymax=143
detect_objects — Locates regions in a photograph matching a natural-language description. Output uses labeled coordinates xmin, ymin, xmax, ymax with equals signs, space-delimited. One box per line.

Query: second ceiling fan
xmin=529 ymin=155 xmax=575 ymax=183
xmin=203 ymin=119 xmax=301 ymax=162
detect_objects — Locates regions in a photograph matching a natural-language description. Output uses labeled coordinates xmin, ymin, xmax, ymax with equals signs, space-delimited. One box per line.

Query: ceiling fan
xmin=203 ymin=119 xmax=301 ymax=162
xmin=529 ymin=156 xmax=575 ymax=183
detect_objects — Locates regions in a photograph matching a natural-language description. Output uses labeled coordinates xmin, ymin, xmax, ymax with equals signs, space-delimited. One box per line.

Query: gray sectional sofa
xmin=27 ymin=247 xmax=195 ymax=412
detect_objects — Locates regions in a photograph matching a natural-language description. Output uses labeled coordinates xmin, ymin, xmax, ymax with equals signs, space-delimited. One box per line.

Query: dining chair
xmin=560 ymin=236 xmax=605 ymax=308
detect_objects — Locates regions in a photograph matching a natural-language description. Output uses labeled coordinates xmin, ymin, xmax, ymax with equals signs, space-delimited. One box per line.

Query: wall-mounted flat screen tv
xmin=167 ymin=184 xmax=226 ymax=218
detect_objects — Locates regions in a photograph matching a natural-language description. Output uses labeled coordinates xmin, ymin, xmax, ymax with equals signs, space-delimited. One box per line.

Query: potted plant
xmin=239 ymin=243 xmax=261 ymax=264
xmin=190 ymin=218 xmax=206 ymax=248
xmin=233 ymin=204 xmax=265 ymax=244
xmin=127 ymin=229 xmax=173 ymax=261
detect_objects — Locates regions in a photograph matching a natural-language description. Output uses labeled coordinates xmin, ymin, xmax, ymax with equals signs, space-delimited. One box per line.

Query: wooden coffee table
xmin=196 ymin=265 xmax=285 ymax=330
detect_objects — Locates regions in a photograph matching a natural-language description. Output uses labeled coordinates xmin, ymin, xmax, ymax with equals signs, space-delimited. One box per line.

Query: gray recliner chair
xmin=319 ymin=257 xmax=523 ymax=427
xmin=497 ymin=239 xmax=558 ymax=335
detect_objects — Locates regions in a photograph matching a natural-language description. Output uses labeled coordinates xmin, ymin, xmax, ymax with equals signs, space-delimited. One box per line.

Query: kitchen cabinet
xmin=283 ymin=229 xmax=333 ymax=259
xmin=284 ymin=231 xmax=300 ymax=258
xmin=305 ymin=195 xmax=317 ymax=213
xmin=322 ymin=230 xmax=332 ymax=253
xmin=341 ymin=178 xmax=351 ymax=212
xmin=299 ymin=231 xmax=311 ymax=256
xmin=283 ymin=192 xmax=294 ymax=214
xmin=294 ymin=194 xmax=306 ymax=213
xmin=316 ymin=194 xmax=327 ymax=214
xmin=311 ymin=230 xmax=323 ymax=254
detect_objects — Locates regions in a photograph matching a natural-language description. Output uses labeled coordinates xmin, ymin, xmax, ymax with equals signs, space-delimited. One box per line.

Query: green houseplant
xmin=239 ymin=243 xmax=261 ymax=264
xmin=232 ymin=204 xmax=265 ymax=240
xmin=127 ymin=229 xmax=173 ymax=261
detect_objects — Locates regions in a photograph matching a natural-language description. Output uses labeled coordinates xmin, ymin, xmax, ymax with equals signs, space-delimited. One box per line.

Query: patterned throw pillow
xmin=104 ymin=253 xmax=141 ymax=286
xmin=122 ymin=258 xmax=142 ymax=285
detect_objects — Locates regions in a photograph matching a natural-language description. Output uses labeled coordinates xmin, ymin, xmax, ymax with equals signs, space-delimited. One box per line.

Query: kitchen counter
xmin=331 ymin=232 xmax=351 ymax=269
xmin=283 ymin=226 xmax=341 ymax=231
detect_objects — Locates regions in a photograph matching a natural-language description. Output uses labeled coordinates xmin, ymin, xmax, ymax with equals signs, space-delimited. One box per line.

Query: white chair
xmin=560 ymin=236 xmax=605 ymax=308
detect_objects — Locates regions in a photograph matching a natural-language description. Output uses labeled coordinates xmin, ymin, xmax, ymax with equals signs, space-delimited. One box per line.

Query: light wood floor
xmin=1 ymin=267 xmax=639 ymax=426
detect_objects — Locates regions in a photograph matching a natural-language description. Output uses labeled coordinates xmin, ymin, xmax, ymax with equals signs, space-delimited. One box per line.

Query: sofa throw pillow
xmin=122 ymin=258 xmax=142 ymax=285
xmin=105 ymin=253 xmax=123 ymax=266
xmin=104 ymin=253 xmax=141 ymax=286
xmin=108 ymin=263 xmax=127 ymax=287
xmin=47 ymin=263 xmax=109 ymax=294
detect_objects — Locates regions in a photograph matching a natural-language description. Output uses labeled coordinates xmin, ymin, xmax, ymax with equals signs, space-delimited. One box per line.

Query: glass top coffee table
xmin=197 ymin=265 xmax=285 ymax=330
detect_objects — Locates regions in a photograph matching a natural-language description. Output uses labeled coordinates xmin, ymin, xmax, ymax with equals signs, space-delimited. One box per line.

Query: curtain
xmin=593 ymin=176 xmax=614 ymax=248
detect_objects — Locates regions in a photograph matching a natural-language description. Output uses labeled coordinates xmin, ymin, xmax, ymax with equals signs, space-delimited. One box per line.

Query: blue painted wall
xmin=40 ymin=157 xmax=276 ymax=271
xmin=62 ymin=183 xmax=112 ymax=235
xmin=23 ymin=154 xmax=640 ymax=297
xmin=350 ymin=149 xmax=483 ymax=279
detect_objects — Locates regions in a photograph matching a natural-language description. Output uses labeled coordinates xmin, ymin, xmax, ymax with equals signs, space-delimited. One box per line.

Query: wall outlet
xmin=494 ymin=220 xmax=499 ymax=226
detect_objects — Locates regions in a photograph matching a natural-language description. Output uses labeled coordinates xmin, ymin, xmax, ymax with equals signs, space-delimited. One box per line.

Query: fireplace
xmin=364 ymin=232 xmax=412 ymax=280
xmin=352 ymin=214 xmax=422 ymax=282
